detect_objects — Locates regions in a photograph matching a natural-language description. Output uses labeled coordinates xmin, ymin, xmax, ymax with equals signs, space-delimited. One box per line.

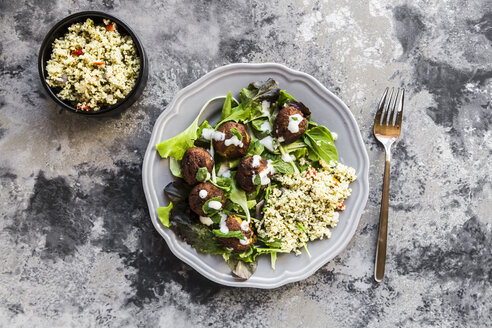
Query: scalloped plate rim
xmin=142 ymin=63 xmax=370 ymax=288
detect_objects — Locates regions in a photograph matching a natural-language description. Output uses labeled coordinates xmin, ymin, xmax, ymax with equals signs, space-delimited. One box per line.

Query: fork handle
xmin=375 ymin=154 xmax=391 ymax=282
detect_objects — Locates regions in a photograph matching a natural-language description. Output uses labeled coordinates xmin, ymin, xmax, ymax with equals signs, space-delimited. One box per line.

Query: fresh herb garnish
xmin=195 ymin=167 xmax=209 ymax=182
xmin=157 ymin=203 xmax=173 ymax=227
xmin=231 ymin=127 xmax=243 ymax=140
xmin=202 ymin=196 xmax=223 ymax=215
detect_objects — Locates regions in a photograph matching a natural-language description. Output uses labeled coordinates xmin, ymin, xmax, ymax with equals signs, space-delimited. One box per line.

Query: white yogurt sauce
xmin=198 ymin=189 xmax=208 ymax=199
xmin=199 ymin=216 xmax=213 ymax=226
xmin=217 ymin=162 xmax=229 ymax=176
xmin=252 ymin=155 xmax=262 ymax=168
xmin=240 ymin=220 xmax=249 ymax=231
xmin=287 ymin=114 xmax=304 ymax=133
xmin=224 ymin=135 xmax=243 ymax=147
xmin=259 ymin=136 xmax=277 ymax=152
xmin=332 ymin=132 xmax=338 ymax=140
xmin=281 ymin=153 xmax=295 ymax=162
xmin=260 ymin=120 xmax=272 ymax=132
xmin=208 ymin=200 xmax=222 ymax=210
xmin=219 ymin=213 xmax=229 ymax=233
xmin=202 ymin=128 xmax=225 ymax=141
xmin=261 ymin=100 xmax=270 ymax=115
xmin=278 ymin=136 xmax=285 ymax=142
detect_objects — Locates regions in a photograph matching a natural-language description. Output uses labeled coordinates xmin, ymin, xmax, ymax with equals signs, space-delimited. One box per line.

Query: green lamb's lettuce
xmin=156 ymin=96 xmax=226 ymax=160
xmin=157 ymin=203 xmax=174 ymax=227
xmin=303 ymin=126 xmax=338 ymax=164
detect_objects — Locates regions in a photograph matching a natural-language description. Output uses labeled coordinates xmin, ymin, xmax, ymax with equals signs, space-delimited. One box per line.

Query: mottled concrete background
xmin=0 ymin=0 xmax=490 ymax=327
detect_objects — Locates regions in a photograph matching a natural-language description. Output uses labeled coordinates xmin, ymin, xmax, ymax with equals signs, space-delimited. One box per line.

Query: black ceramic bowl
xmin=38 ymin=11 xmax=148 ymax=116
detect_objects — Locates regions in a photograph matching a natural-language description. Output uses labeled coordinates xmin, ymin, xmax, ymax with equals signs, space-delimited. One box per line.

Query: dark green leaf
xmin=275 ymin=90 xmax=296 ymax=108
xmin=304 ymin=126 xmax=338 ymax=164
xmin=272 ymin=160 xmax=296 ymax=174
xmin=212 ymin=229 xmax=246 ymax=240
xmin=246 ymin=139 xmax=265 ymax=156
xmin=169 ymin=202 xmax=225 ymax=255
xmin=202 ymin=196 xmax=223 ymax=215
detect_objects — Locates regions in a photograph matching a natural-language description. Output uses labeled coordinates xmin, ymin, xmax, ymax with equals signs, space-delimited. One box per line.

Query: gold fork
xmin=373 ymin=87 xmax=405 ymax=282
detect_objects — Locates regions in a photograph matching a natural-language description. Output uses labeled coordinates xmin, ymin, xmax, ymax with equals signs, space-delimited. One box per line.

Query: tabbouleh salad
xmin=45 ymin=18 xmax=140 ymax=111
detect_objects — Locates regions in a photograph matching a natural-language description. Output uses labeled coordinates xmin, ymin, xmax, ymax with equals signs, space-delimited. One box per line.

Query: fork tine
xmin=374 ymin=87 xmax=388 ymax=124
xmin=380 ymin=87 xmax=394 ymax=125
xmin=395 ymin=88 xmax=405 ymax=127
xmin=387 ymin=88 xmax=401 ymax=125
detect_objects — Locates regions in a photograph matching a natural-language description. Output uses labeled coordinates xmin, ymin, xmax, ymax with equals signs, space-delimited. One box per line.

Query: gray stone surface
xmin=0 ymin=0 xmax=490 ymax=327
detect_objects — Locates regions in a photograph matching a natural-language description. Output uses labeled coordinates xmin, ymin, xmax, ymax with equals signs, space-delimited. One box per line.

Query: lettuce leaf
xmin=229 ymin=172 xmax=251 ymax=222
xmin=156 ymin=96 xmax=225 ymax=160
xmin=157 ymin=202 xmax=173 ymax=227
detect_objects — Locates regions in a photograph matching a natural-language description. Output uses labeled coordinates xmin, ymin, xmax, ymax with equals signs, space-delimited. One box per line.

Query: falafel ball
xmin=236 ymin=155 xmax=270 ymax=192
xmin=273 ymin=106 xmax=307 ymax=143
xmin=213 ymin=122 xmax=250 ymax=159
xmin=218 ymin=215 xmax=254 ymax=252
xmin=188 ymin=182 xmax=226 ymax=216
xmin=181 ymin=147 xmax=214 ymax=185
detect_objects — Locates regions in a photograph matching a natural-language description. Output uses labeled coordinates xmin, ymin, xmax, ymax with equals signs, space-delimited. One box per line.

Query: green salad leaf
xmin=156 ymin=96 xmax=225 ymax=160
xmin=157 ymin=203 xmax=173 ymax=227
xmin=197 ymin=120 xmax=213 ymax=139
xmin=304 ymin=126 xmax=338 ymax=164
xmin=272 ymin=160 xmax=296 ymax=174
xmin=212 ymin=229 xmax=246 ymax=240
xmin=169 ymin=202 xmax=225 ymax=255
xmin=219 ymin=92 xmax=233 ymax=121
xmin=202 ymin=196 xmax=223 ymax=215
xmin=210 ymin=176 xmax=233 ymax=192
xmin=275 ymin=90 xmax=296 ymax=108
xmin=246 ymin=139 xmax=264 ymax=156
xmin=169 ymin=157 xmax=182 ymax=177
xmin=230 ymin=127 xmax=243 ymax=140
xmin=229 ymin=172 xmax=251 ymax=222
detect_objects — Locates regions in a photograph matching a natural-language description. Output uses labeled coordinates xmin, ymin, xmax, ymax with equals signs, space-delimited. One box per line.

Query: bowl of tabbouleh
xmin=38 ymin=11 xmax=148 ymax=115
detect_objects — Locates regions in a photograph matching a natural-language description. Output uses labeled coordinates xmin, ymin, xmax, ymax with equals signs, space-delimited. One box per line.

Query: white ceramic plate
xmin=142 ymin=63 xmax=369 ymax=288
